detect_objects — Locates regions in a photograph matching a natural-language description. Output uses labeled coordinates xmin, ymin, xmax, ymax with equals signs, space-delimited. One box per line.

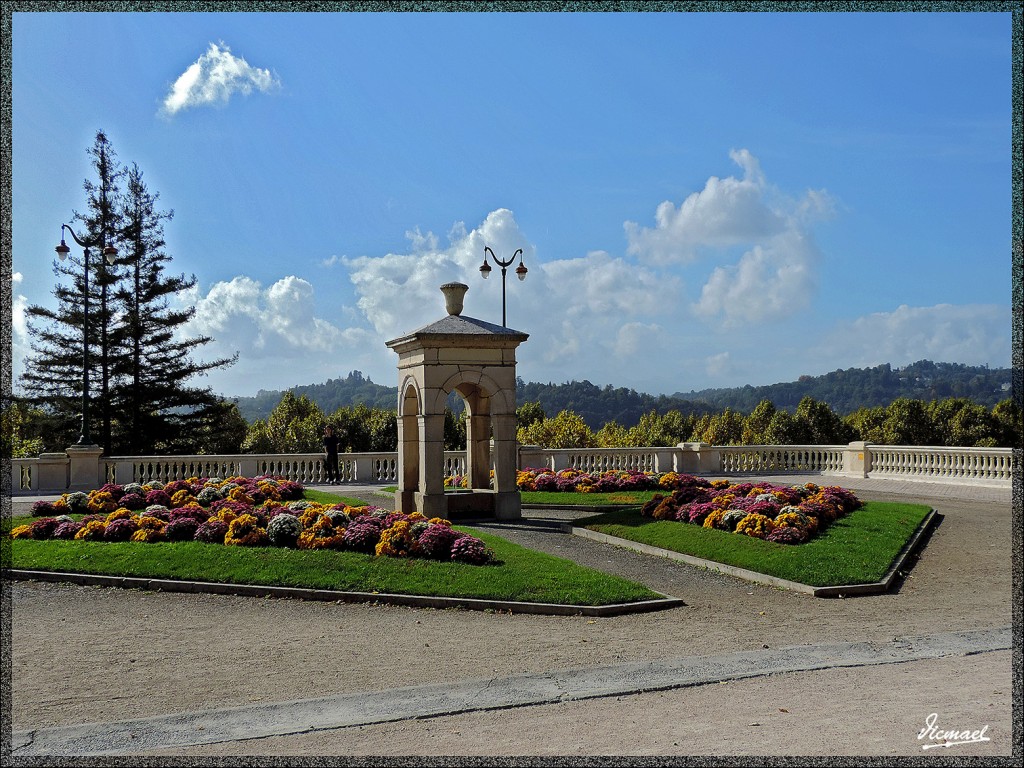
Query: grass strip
xmin=8 ymin=527 xmax=660 ymax=606
xmin=381 ymin=487 xmax=659 ymax=507
xmin=301 ymin=488 xmax=379 ymax=507
xmin=576 ymin=501 xmax=931 ymax=587
xmin=521 ymin=490 xmax=660 ymax=506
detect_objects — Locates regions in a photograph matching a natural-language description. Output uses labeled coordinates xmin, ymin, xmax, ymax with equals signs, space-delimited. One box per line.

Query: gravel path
xmin=7 ymin=479 xmax=1016 ymax=756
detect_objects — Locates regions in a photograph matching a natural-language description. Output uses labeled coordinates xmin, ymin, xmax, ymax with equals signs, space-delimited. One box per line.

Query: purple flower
xmin=162 ymin=480 xmax=190 ymax=496
xmin=169 ymin=506 xmax=210 ymax=524
xmin=685 ymin=502 xmax=720 ymax=525
xmin=194 ymin=519 xmax=229 ymax=544
xmin=97 ymin=483 xmax=125 ymax=500
xmin=417 ymin=524 xmax=461 ymax=560
xmin=145 ymin=489 xmax=172 ymax=507
xmin=31 ymin=500 xmax=59 ymax=517
xmin=118 ymin=493 xmax=147 ymax=511
xmin=532 ymin=473 xmax=560 ymax=492
xmin=276 ymin=480 xmax=304 ymax=500
xmin=342 ymin=521 xmax=381 ymax=553
xmin=209 ymin=499 xmax=253 ymax=516
xmin=52 ymin=521 xmax=84 ymax=540
xmin=165 ymin=517 xmax=201 ymax=542
xmin=104 ymin=517 xmax=140 ymax=542
xmin=450 ymin=535 xmax=493 ymax=565
xmin=766 ymin=526 xmax=808 ymax=545
xmin=29 ymin=517 xmax=60 ymax=539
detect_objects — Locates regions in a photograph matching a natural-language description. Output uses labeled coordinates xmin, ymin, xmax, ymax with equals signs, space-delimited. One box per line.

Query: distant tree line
xmin=239 ymin=392 xmax=467 ymax=454
xmin=236 ymin=391 xmax=1020 ymax=454
xmin=516 ymin=396 xmax=1021 ymax=450
xmin=676 ymin=360 xmax=1013 ymax=413
xmin=233 ymin=361 xmax=1013 ymax=432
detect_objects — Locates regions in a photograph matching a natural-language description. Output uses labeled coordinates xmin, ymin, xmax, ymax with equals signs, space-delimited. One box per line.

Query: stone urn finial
xmin=440 ymin=282 xmax=469 ymax=316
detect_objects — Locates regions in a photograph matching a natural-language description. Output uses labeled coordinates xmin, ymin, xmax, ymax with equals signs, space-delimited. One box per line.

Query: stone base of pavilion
xmin=397 ymin=489 xmax=522 ymax=521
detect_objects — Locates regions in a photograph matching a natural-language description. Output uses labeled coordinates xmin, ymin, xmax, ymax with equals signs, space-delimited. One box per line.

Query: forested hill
xmin=673 ymin=361 xmax=1013 ymax=415
xmin=231 ymin=361 xmax=1013 ymax=425
xmin=233 ymin=371 xmax=398 ymax=422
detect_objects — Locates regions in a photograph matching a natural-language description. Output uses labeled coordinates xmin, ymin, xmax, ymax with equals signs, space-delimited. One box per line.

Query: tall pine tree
xmin=113 ymin=162 xmax=236 ymax=454
xmin=20 ymin=130 xmax=237 ymax=455
xmin=22 ymin=131 xmax=123 ymax=451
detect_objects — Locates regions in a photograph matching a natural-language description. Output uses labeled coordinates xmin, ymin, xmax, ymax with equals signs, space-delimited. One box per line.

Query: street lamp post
xmin=55 ymin=224 xmax=117 ymax=446
xmin=478 ymin=246 xmax=528 ymax=327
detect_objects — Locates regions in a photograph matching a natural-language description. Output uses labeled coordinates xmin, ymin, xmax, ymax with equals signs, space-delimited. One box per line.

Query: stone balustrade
xmin=8 ymin=442 xmax=1016 ymax=494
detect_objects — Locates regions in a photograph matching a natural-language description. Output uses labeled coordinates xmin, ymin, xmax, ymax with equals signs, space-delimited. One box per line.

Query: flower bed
xmin=517 ymin=467 xmax=666 ymax=494
xmin=638 ymin=476 xmax=862 ymax=544
xmin=13 ymin=476 xmax=495 ymax=565
xmin=517 ymin=469 xmax=862 ymax=544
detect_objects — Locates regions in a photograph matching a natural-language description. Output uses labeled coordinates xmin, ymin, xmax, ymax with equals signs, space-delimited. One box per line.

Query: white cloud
xmin=161 ymin=42 xmax=280 ymax=116
xmin=188 ymin=275 xmax=374 ymax=355
xmin=614 ymin=322 xmax=662 ymax=359
xmin=343 ymin=209 xmax=537 ymax=342
xmin=814 ymin=304 xmax=1012 ymax=370
xmin=179 ymin=275 xmax=380 ymax=395
xmin=10 ymin=272 xmax=30 ymax=387
xmin=624 ymin=149 xmax=832 ymax=328
xmin=704 ymin=351 xmax=734 ymax=379
xmin=342 ymin=209 xmax=681 ymax=388
xmin=624 ymin=149 xmax=789 ymax=265
xmin=692 ymin=229 xmax=818 ymax=327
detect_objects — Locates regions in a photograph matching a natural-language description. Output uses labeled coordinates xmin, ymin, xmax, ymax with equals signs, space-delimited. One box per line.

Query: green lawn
xmin=8 ymin=527 xmax=661 ymax=606
xmin=521 ymin=490 xmax=661 ymax=506
xmin=383 ymin=486 xmax=660 ymax=507
xmin=576 ymin=501 xmax=932 ymax=587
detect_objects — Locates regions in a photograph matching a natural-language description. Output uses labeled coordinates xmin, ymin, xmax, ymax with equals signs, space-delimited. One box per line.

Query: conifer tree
xmin=112 ymin=162 xmax=236 ymax=454
xmin=21 ymin=130 xmax=124 ymax=450
xmin=20 ymin=131 xmax=237 ymax=455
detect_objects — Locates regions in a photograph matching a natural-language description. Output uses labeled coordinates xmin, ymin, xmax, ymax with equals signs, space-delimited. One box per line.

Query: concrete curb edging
xmin=5 ymin=569 xmax=685 ymax=617
xmin=564 ymin=508 xmax=938 ymax=597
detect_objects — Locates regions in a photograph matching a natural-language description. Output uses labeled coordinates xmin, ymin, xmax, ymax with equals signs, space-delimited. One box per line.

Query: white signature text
xmin=918 ymin=712 xmax=990 ymax=750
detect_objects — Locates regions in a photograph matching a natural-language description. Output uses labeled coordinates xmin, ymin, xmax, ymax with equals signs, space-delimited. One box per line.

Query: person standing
xmin=323 ymin=425 xmax=341 ymax=485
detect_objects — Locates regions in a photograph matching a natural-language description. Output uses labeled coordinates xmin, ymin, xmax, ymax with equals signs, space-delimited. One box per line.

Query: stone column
xmin=466 ymin=413 xmax=492 ymax=490
xmin=677 ymin=443 xmax=700 ymax=474
xmin=396 ymin=414 xmax=419 ymax=513
xmin=417 ymin=413 xmax=448 ymax=518
xmin=492 ymin=413 xmax=521 ymax=520
xmin=66 ymin=444 xmax=104 ymax=491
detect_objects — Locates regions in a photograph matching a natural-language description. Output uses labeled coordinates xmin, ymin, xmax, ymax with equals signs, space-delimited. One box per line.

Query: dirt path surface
xmin=8 ymin=479 xmax=1016 ymax=757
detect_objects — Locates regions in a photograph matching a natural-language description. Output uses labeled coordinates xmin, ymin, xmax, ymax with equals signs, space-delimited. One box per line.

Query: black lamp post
xmin=478 ymin=246 xmax=528 ymax=327
xmin=55 ymin=224 xmax=117 ymax=446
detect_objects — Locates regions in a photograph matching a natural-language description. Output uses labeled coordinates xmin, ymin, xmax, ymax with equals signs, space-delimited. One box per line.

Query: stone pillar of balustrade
xmin=653 ymin=447 xmax=679 ymax=474
xmin=676 ymin=443 xmax=700 ymax=474
xmin=353 ymin=455 xmax=374 ymax=483
xmin=110 ymin=459 xmax=136 ymax=485
xmin=66 ymin=444 xmax=104 ymax=491
xmin=697 ymin=443 xmax=722 ymax=475
xmin=238 ymin=458 xmax=258 ymax=479
xmin=842 ymin=441 xmax=872 ymax=478
xmin=518 ymin=444 xmax=550 ymax=471
xmin=677 ymin=443 xmax=721 ymax=475
xmin=36 ymin=453 xmax=70 ymax=492
xmin=550 ymin=451 xmax=570 ymax=471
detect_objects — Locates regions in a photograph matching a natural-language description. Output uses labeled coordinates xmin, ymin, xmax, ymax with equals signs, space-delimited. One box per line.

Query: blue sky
xmin=9 ymin=10 xmax=1014 ymax=399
